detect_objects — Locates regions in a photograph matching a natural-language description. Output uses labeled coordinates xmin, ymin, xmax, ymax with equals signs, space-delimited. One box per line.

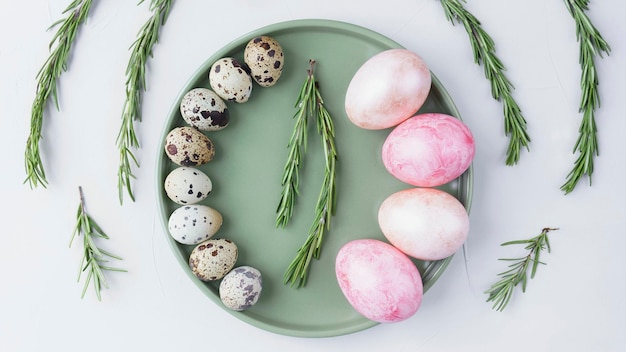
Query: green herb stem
xmin=282 ymin=60 xmax=338 ymax=288
xmin=438 ymin=0 xmax=530 ymax=165
xmin=116 ymin=0 xmax=173 ymax=204
xmin=70 ymin=186 xmax=126 ymax=300
xmin=275 ymin=66 xmax=317 ymax=228
xmin=485 ymin=227 xmax=559 ymax=311
xmin=560 ymin=0 xmax=610 ymax=194
xmin=24 ymin=0 xmax=94 ymax=189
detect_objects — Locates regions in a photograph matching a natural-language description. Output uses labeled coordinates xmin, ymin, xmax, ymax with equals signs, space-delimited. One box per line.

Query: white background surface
xmin=1 ymin=0 xmax=625 ymax=351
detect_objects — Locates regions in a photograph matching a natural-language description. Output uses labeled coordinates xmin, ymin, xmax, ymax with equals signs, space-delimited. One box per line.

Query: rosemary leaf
xmin=437 ymin=0 xmax=530 ymax=165
xmin=24 ymin=0 xmax=94 ymax=189
xmin=116 ymin=0 xmax=173 ymax=204
xmin=70 ymin=186 xmax=126 ymax=300
xmin=560 ymin=0 xmax=610 ymax=194
xmin=486 ymin=227 xmax=558 ymax=311
xmin=275 ymin=70 xmax=316 ymax=228
xmin=282 ymin=60 xmax=338 ymax=288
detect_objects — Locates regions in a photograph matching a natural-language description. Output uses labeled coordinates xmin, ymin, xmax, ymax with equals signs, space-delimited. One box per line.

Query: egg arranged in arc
xmin=209 ymin=57 xmax=253 ymax=103
xmin=244 ymin=35 xmax=284 ymax=87
xmin=179 ymin=87 xmax=230 ymax=131
xmin=189 ymin=238 xmax=238 ymax=281
xmin=382 ymin=113 xmax=475 ymax=187
xmin=335 ymin=239 xmax=423 ymax=323
xmin=164 ymin=126 xmax=215 ymax=167
xmin=219 ymin=266 xmax=263 ymax=311
xmin=164 ymin=167 xmax=212 ymax=205
xmin=378 ymin=187 xmax=469 ymax=261
xmin=345 ymin=48 xmax=431 ymax=130
xmin=168 ymin=204 xmax=223 ymax=245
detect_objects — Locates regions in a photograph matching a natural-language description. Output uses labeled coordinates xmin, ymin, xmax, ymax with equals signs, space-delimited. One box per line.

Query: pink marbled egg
xmin=382 ymin=113 xmax=474 ymax=187
xmin=335 ymin=239 xmax=423 ymax=323
xmin=378 ymin=187 xmax=469 ymax=261
xmin=345 ymin=49 xmax=431 ymax=130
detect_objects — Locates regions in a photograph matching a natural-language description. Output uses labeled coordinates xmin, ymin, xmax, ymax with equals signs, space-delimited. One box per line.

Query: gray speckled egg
xmin=168 ymin=205 xmax=223 ymax=245
xmin=164 ymin=126 xmax=215 ymax=167
xmin=164 ymin=167 xmax=212 ymax=205
xmin=179 ymin=88 xmax=230 ymax=131
xmin=244 ymin=36 xmax=284 ymax=87
xmin=189 ymin=239 xmax=238 ymax=281
xmin=209 ymin=57 xmax=253 ymax=103
xmin=219 ymin=266 xmax=263 ymax=311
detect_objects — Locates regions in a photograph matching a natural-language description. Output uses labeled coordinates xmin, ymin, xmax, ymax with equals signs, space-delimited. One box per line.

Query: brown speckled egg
xmin=164 ymin=126 xmax=215 ymax=167
xmin=189 ymin=239 xmax=238 ymax=281
xmin=209 ymin=57 xmax=253 ymax=103
xmin=180 ymin=88 xmax=230 ymax=131
xmin=244 ymin=36 xmax=284 ymax=87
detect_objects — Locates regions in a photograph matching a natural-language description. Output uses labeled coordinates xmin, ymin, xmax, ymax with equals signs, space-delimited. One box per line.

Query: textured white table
xmin=2 ymin=1 xmax=624 ymax=351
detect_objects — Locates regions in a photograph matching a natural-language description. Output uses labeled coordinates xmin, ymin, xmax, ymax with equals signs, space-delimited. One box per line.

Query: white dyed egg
xmin=219 ymin=266 xmax=263 ymax=311
xmin=189 ymin=239 xmax=238 ymax=281
xmin=335 ymin=239 xmax=423 ymax=323
xmin=345 ymin=49 xmax=431 ymax=130
xmin=164 ymin=126 xmax=215 ymax=167
xmin=382 ymin=113 xmax=475 ymax=187
xmin=164 ymin=167 xmax=212 ymax=205
xmin=179 ymin=88 xmax=230 ymax=131
xmin=244 ymin=35 xmax=284 ymax=87
xmin=378 ymin=188 xmax=469 ymax=261
xmin=209 ymin=57 xmax=253 ymax=103
xmin=168 ymin=205 xmax=223 ymax=245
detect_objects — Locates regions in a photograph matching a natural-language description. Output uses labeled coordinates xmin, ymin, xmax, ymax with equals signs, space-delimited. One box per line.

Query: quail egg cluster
xmin=162 ymin=35 xmax=284 ymax=311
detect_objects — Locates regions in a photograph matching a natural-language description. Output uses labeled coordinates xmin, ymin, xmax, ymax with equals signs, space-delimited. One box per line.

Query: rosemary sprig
xmin=275 ymin=62 xmax=316 ymax=228
xmin=560 ymin=0 xmax=610 ymax=194
xmin=116 ymin=0 xmax=173 ymax=204
xmin=24 ymin=0 xmax=94 ymax=188
xmin=438 ymin=0 xmax=530 ymax=165
xmin=70 ymin=186 xmax=126 ymax=300
xmin=485 ymin=227 xmax=559 ymax=311
xmin=283 ymin=60 xmax=338 ymax=288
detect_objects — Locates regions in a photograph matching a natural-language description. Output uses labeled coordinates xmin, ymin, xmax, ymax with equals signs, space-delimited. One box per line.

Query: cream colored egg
xmin=164 ymin=167 xmax=212 ymax=205
xmin=209 ymin=57 xmax=253 ymax=103
xmin=168 ymin=205 xmax=223 ymax=245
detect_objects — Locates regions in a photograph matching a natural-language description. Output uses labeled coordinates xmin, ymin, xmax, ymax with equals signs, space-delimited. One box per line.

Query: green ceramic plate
xmin=156 ymin=19 xmax=473 ymax=337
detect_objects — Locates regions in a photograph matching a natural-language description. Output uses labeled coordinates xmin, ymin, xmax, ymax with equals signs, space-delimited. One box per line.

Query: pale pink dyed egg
xmin=382 ymin=113 xmax=475 ymax=187
xmin=345 ymin=49 xmax=431 ymax=130
xmin=378 ymin=188 xmax=469 ymax=261
xmin=335 ymin=239 xmax=423 ymax=323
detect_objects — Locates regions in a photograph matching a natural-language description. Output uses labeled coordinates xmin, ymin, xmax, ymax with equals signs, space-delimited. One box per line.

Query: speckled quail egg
xmin=219 ymin=266 xmax=263 ymax=311
xmin=164 ymin=167 xmax=212 ymax=205
xmin=179 ymin=88 xmax=230 ymax=131
xmin=168 ymin=205 xmax=223 ymax=245
xmin=189 ymin=239 xmax=238 ymax=281
xmin=244 ymin=36 xmax=284 ymax=87
xmin=164 ymin=126 xmax=215 ymax=167
xmin=209 ymin=57 xmax=253 ymax=103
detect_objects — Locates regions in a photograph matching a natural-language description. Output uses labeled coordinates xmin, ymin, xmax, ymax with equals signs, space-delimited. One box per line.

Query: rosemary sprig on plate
xmin=438 ymin=0 xmax=530 ymax=165
xmin=70 ymin=186 xmax=126 ymax=300
xmin=560 ymin=0 xmax=610 ymax=194
xmin=275 ymin=61 xmax=316 ymax=228
xmin=24 ymin=0 xmax=94 ymax=188
xmin=485 ymin=227 xmax=559 ymax=311
xmin=283 ymin=60 xmax=338 ymax=288
xmin=116 ymin=0 xmax=173 ymax=204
